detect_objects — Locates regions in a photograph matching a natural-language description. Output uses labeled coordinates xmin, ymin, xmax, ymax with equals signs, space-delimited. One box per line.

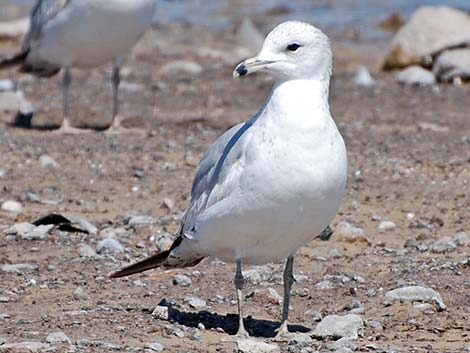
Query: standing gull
xmin=110 ymin=21 xmax=347 ymax=339
xmin=0 ymin=0 xmax=157 ymax=133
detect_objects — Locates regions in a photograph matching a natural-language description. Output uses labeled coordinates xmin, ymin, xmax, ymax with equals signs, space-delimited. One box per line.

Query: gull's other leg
xmin=56 ymin=66 xmax=82 ymax=134
xmin=274 ymin=255 xmax=295 ymax=341
xmin=105 ymin=58 xmax=127 ymax=133
xmin=222 ymin=259 xmax=249 ymax=341
xmin=235 ymin=259 xmax=249 ymax=337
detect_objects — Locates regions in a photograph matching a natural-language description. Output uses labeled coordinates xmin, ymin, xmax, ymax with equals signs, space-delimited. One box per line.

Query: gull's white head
xmin=234 ymin=21 xmax=332 ymax=82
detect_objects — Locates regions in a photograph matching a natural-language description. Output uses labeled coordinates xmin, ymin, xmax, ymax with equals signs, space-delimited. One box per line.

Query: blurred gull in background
xmin=0 ymin=0 xmax=157 ymax=133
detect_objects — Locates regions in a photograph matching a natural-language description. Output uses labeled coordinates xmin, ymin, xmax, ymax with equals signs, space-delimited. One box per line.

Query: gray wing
xmin=190 ymin=122 xmax=244 ymax=200
xmin=17 ymin=0 xmax=70 ymax=76
xmin=22 ymin=0 xmax=70 ymax=51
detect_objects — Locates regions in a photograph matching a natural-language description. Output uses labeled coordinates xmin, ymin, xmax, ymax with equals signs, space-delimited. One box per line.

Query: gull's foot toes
xmin=103 ymin=124 xmax=144 ymax=135
xmin=54 ymin=125 xmax=90 ymax=134
xmin=273 ymin=322 xmax=296 ymax=342
xmin=221 ymin=328 xmax=250 ymax=342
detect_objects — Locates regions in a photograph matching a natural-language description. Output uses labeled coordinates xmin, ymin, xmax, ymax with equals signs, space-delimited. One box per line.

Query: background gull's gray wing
xmin=17 ymin=0 xmax=70 ymax=76
xmin=23 ymin=0 xmax=71 ymax=50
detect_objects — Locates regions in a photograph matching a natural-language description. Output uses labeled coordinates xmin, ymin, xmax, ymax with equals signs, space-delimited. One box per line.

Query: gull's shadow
xmin=155 ymin=306 xmax=310 ymax=338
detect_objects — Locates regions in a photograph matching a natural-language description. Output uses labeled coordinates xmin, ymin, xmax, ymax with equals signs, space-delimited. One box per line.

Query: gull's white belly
xmin=190 ymin=122 xmax=347 ymax=265
xmin=31 ymin=0 xmax=155 ymax=68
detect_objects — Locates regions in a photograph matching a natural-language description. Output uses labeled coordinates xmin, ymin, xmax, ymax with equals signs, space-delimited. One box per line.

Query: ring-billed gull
xmin=110 ymin=21 xmax=347 ymax=340
xmin=0 ymin=0 xmax=156 ymax=133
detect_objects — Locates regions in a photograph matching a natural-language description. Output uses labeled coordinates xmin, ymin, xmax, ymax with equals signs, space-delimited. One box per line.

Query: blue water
xmin=1 ymin=0 xmax=469 ymax=38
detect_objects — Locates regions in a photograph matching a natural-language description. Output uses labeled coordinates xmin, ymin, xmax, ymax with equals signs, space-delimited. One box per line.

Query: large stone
xmin=383 ymin=6 xmax=470 ymax=69
xmin=433 ymin=49 xmax=470 ymax=82
xmin=0 ymin=18 xmax=29 ymax=39
xmin=237 ymin=339 xmax=280 ymax=353
xmin=0 ymin=341 xmax=55 ymax=352
xmin=396 ymin=66 xmax=436 ymax=86
xmin=385 ymin=285 xmax=446 ymax=310
xmin=45 ymin=331 xmax=70 ymax=344
xmin=1 ymin=200 xmax=23 ymax=213
xmin=312 ymin=314 xmax=364 ymax=340
xmin=1 ymin=263 xmax=36 ymax=273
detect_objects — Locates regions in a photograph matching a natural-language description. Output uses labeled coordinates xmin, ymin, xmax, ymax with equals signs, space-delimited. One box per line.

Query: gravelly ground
xmin=0 ymin=18 xmax=469 ymax=353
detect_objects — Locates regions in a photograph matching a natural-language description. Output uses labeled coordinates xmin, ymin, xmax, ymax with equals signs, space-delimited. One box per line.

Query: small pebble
xmin=378 ymin=220 xmax=397 ymax=231
xmin=145 ymin=342 xmax=163 ymax=352
xmin=1 ymin=200 xmax=23 ymax=213
xmin=96 ymin=238 xmax=124 ymax=254
xmin=173 ymin=274 xmax=192 ymax=287
xmin=39 ymin=154 xmax=58 ymax=168
xmin=46 ymin=331 xmax=70 ymax=344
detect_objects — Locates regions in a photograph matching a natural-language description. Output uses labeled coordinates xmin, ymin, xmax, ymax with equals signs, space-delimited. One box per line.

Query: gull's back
xmin=19 ymin=0 xmax=156 ymax=74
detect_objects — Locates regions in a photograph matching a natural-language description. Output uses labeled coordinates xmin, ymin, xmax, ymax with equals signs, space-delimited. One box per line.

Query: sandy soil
xmin=0 ymin=18 xmax=469 ymax=353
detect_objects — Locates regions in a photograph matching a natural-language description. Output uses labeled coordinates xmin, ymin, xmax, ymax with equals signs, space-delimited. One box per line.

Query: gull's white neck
xmin=262 ymin=76 xmax=331 ymax=127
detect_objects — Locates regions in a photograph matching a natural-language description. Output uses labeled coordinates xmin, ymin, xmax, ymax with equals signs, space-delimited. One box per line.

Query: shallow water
xmin=0 ymin=0 xmax=469 ymax=39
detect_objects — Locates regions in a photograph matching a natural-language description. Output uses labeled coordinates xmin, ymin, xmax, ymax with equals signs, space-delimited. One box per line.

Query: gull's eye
xmin=287 ymin=43 xmax=301 ymax=52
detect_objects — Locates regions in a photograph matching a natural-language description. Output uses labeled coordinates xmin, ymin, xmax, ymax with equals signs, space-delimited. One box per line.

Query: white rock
xmin=152 ymin=305 xmax=169 ymax=320
xmin=237 ymin=339 xmax=280 ymax=353
xmin=331 ymin=337 xmax=358 ymax=351
xmin=413 ymin=303 xmax=433 ymax=311
xmin=96 ymin=238 xmax=124 ymax=254
xmin=1 ymin=200 xmax=23 ymax=213
xmin=335 ymin=221 xmax=370 ymax=244
xmin=4 ymin=222 xmax=34 ymax=236
xmin=154 ymin=232 xmax=174 ymax=251
xmin=243 ymin=265 xmax=273 ymax=284
xmin=184 ymin=296 xmax=206 ymax=309
xmin=159 ymin=60 xmax=203 ymax=76
xmin=0 ymin=341 xmax=55 ymax=352
xmin=378 ymin=220 xmax=397 ymax=231
xmin=73 ymin=287 xmax=87 ymax=301
xmin=46 ymin=331 xmax=70 ymax=344
xmin=312 ymin=314 xmax=364 ymax=340
xmin=145 ymin=342 xmax=163 ymax=351
xmin=4 ymin=223 xmax=53 ymax=240
xmin=172 ymin=274 xmax=191 ymax=287
xmin=353 ymin=66 xmax=376 ymax=87
xmin=250 ymin=287 xmax=282 ymax=305
xmin=304 ymin=309 xmax=322 ymax=322
xmin=0 ymin=17 xmax=29 ymax=38
xmin=453 ymin=232 xmax=470 ymax=246
xmin=385 ymin=285 xmax=446 ymax=310
xmin=396 ymin=66 xmax=436 ymax=86
xmin=433 ymin=49 xmax=470 ymax=82
xmin=384 ymin=6 xmax=470 ymax=68
xmin=39 ymin=155 xmax=58 ymax=169
xmin=79 ymin=245 xmax=98 ymax=259
xmin=128 ymin=215 xmax=157 ymax=226
xmin=0 ymin=79 xmax=15 ymax=92
xmin=431 ymin=236 xmax=457 ymax=253
xmin=1 ymin=263 xmax=36 ymax=273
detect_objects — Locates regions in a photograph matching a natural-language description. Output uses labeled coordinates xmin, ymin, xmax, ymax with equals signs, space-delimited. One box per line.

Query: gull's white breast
xmin=30 ymin=0 xmax=156 ymax=68
xmin=188 ymin=87 xmax=347 ymax=264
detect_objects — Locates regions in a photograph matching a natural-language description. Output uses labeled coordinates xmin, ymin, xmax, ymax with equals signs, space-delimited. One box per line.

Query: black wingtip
xmin=108 ymin=250 xmax=171 ymax=279
xmin=0 ymin=51 xmax=28 ymax=70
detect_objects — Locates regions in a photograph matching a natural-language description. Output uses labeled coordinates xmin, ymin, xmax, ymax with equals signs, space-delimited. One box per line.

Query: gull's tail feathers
xmin=0 ymin=51 xmax=28 ymax=70
xmin=109 ymin=249 xmax=171 ymax=278
xmin=109 ymin=235 xmax=205 ymax=278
